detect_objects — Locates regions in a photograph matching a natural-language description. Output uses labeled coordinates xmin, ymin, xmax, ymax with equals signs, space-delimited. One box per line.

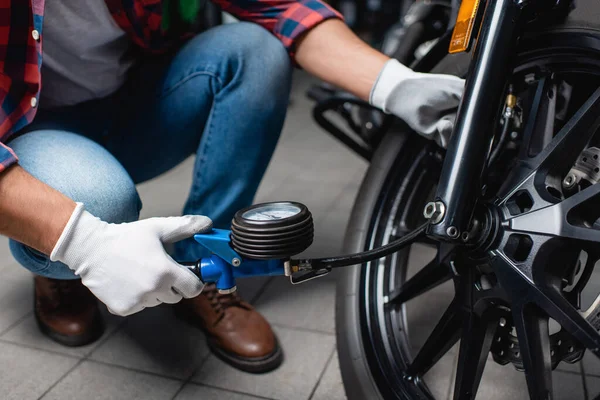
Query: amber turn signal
xmin=449 ymin=0 xmax=481 ymax=54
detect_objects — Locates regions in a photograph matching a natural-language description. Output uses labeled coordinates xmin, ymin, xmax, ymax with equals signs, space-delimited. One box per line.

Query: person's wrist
xmin=44 ymin=199 xmax=79 ymax=255
xmin=50 ymin=203 xmax=102 ymax=271
xmin=369 ymin=59 xmax=416 ymax=112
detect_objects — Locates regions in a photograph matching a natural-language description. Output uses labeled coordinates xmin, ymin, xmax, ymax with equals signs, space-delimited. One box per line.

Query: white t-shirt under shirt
xmin=40 ymin=0 xmax=134 ymax=109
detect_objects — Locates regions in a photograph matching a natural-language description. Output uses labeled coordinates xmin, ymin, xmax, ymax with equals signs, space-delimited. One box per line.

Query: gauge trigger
xmin=290 ymin=267 xmax=331 ymax=284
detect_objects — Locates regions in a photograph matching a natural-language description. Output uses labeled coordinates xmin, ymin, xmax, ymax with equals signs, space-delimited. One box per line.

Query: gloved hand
xmin=370 ymin=59 xmax=465 ymax=148
xmin=51 ymin=203 xmax=212 ymax=316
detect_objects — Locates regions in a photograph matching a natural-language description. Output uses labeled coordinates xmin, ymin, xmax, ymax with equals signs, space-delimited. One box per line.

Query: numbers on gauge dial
xmin=241 ymin=204 xmax=302 ymax=221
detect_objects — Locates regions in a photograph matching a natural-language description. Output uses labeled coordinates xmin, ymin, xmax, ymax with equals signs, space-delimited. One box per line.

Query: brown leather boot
xmin=34 ymin=276 xmax=104 ymax=347
xmin=176 ymin=284 xmax=283 ymax=373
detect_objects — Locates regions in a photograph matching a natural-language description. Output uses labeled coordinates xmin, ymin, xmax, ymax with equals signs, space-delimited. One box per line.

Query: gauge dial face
xmin=241 ymin=203 xmax=302 ymax=222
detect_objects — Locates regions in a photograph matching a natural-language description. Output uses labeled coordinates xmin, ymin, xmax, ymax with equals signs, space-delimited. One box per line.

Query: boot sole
xmin=174 ymin=305 xmax=284 ymax=374
xmin=34 ymin=310 xmax=104 ymax=347
xmin=209 ymin=336 xmax=284 ymax=374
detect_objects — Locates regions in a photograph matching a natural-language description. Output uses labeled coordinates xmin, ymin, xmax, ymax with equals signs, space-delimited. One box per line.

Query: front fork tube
xmin=428 ymin=0 xmax=525 ymax=241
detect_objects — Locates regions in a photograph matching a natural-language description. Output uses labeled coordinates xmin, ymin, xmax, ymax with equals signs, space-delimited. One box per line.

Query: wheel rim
xmin=358 ymin=48 xmax=600 ymax=399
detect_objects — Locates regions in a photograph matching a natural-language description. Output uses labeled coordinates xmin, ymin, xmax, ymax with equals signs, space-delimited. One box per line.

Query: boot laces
xmin=204 ymin=285 xmax=246 ymax=320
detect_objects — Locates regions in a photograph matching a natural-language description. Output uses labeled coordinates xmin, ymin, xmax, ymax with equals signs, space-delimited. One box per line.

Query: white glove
xmin=370 ymin=59 xmax=465 ymax=148
xmin=51 ymin=203 xmax=212 ymax=316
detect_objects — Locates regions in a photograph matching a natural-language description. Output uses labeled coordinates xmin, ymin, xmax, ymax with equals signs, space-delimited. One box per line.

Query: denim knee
xmin=7 ymin=130 xmax=142 ymax=278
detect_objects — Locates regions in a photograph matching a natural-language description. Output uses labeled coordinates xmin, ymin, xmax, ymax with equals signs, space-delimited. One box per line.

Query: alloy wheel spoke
xmin=498 ymin=86 xmax=600 ymax=202
xmin=519 ymin=77 xmax=558 ymax=159
xmin=531 ymin=86 xmax=600 ymax=180
xmin=407 ymin=298 xmax=462 ymax=377
xmin=386 ymin=257 xmax=452 ymax=306
xmin=512 ymin=304 xmax=553 ymax=400
xmin=493 ymin=256 xmax=600 ymax=357
xmin=538 ymin=285 xmax=600 ymax=357
xmin=453 ymin=310 xmax=497 ymax=400
xmin=509 ymin=185 xmax=600 ymax=241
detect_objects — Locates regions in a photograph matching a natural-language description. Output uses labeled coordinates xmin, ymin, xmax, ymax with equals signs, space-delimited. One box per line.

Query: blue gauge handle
xmin=180 ymin=228 xmax=288 ymax=293
xmin=181 ymin=256 xmax=286 ymax=293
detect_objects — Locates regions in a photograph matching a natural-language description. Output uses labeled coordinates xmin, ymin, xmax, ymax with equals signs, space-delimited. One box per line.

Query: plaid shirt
xmin=0 ymin=0 xmax=341 ymax=174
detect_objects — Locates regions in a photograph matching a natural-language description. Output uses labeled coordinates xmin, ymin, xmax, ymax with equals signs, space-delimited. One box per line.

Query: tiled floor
xmin=0 ymin=72 xmax=597 ymax=399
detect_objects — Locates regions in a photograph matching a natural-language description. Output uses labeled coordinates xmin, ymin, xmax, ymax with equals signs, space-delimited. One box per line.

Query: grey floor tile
xmin=405 ymin=244 xmax=454 ymax=349
xmin=405 ymin=275 xmax=454 ymax=351
xmin=0 ymin=263 xmax=33 ymax=334
xmin=0 ymin=235 xmax=12 ymax=268
xmin=0 ymin=341 xmax=78 ymax=400
xmin=254 ymin=168 xmax=295 ymax=204
xmin=475 ymin=357 xmax=529 ymax=400
xmin=275 ymin=134 xmax=342 ymax=161
xmin=586 ymin=374 xmax=600 ymax=399
xmin=584 ymin=351 xmax=600 ymax=377
xmin=305 ymin=209 xmax=354 ymax=258
xmin=2 ymin=305 xmax=123 ymax=357
xmin=553 ymin=370 xmax=585 ymax=400
xmin=331 ymin=180 xmax=364 ymax=213
xmin=89 ymin=305 xmax=210 ymax=379
xmin=265 ymin=176 xmax=349 ymax=217
xmin=423 ymin=349 xmax=457 ymax=400
xmin=174 ymin=383 xmax=265 ymax=400
xmin=311 ymin=351 xmax=347 ymax=400
xmin=557 ymin=358 xmax=584 ymax=374
xmin=254 ymin=274 xmax=337 ymax=334
xmin=235 ymin=276 xmax=271 ymax=303
xmin=193 ymin=326 xmax=335 ymax=400
xmin=311 ymin=149 xmax=367 ymax=183
xmin=41 ymin=361 xmax=182 ymax=400
xmin=259 ymin=151 xmax=363 ymax=217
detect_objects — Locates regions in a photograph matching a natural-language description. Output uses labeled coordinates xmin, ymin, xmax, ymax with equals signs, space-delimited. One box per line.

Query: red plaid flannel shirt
xmin=0 ymin=0 xmax=342 ymax=174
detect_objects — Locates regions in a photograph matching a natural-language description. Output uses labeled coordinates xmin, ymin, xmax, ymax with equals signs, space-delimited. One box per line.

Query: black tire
xmin=335 ymin=4 xmax=600 ymax=400
xmin=337 ymin=130 xmax=420 ymax=400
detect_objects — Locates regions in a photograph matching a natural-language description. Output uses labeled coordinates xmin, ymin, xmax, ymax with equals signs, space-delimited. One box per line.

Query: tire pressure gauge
xmin=231 ymin=201 xmax=314 ymax=260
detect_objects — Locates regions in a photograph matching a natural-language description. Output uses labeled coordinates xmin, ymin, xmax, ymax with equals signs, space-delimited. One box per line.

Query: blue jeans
xmin=8 ymin=23 xmax=292 ymax=280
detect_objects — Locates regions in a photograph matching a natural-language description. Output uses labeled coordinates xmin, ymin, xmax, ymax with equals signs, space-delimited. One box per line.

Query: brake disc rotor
xmin=488 ymin=144 xmax=600 ymax=370
xmin=490 ymin=315 xmax=585 ymax=370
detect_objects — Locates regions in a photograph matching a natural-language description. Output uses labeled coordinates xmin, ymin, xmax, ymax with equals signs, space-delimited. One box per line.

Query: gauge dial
xmin=241 ymin=203 xmax=302 ymax=222
xmin=231 ymin=202 xmax=313 ymax=259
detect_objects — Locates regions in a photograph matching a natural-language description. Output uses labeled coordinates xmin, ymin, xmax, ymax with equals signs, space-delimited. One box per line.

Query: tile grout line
xmin=170 ymin=383 xmax=190 ymax=400
xmin=184 ymin=382 xmax=279 ymax=400
xmin=580 ymin=369 xmax=600 ymax=378
xmin=34 ymin=319 xmax=129 ymax=400
xmin=1 ymin=313 xmax=126 ymax=361
xmin=82 ymin=315 xmax=127 ymax=360
xmin=270 ymin=322 xmax=335 ymax=337
xmin=307 ymin=347 xmax=336 ymax=400
xmin=582 ymin=360 xmax=590 ymax=400
xmin=86 ymin=358 xmax=186 ymax=382
xmin=0 ymin=310 xmax=33 ymax=337
xmin=36 ymin=358 xmax=85 ymax=400
xmin=250 ymin=276 xmax=276 ymax=305
xmin=0 ymin=338 xmax=82 ymax=360
xmin=558 ymin=367 xmax=594 ymax=377
xmin=170 ymin=351 xmax=214 ymax=400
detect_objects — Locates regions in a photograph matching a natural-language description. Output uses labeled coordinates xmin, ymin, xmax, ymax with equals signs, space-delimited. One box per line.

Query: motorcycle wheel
xmin=336 ymin=4 xmax=600 ymax=400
